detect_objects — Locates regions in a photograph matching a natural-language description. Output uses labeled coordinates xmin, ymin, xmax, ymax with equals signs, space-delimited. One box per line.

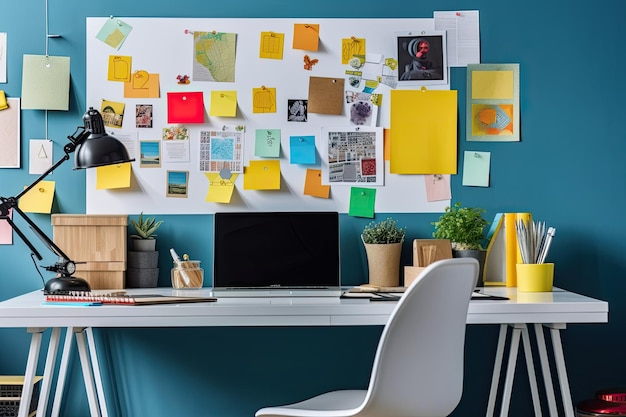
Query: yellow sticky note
xmin=293 ymin=23 xmax=319 ymax=51
xmin=341 ymin=37 xmax=365 ymax=64
xmin=252 ymin=87 xmax=276 ymax=113
xmin=124 ymin=71 xmax=160 ymax=98
xmin=259 ymin=32 xmax=284 ymax=59
xmin=108 ymin=55 xmax=132 ymax=82
xmin=96 ymin=162 xmax=131 ymax=190
xmin=205 ymin=173 xmax=239 ymax=203
xmin=243 ymin=160 xmax=281 ymax=190
xmin=210 ymin=91 xmax=237 ymax=117
xmin=304 ymin=169 xmax=330 ymax=199
xmin=390 ymin=89 xmax=457 ymax=174
xmin=18 ymin=181 xmax=55 ymax=213
xmin=471 ymin=70 xmax=514 ymax=99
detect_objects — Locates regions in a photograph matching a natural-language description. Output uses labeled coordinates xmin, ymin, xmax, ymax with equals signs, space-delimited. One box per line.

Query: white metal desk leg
xmin=74 ymin=328 xmax=102 ymax=417
xmin=51 ymin=327 xmax=75 ymax=417
xmin=547 ymin=324 xmax=575 ymax=417
xmin=35 ymin=327 xmax=62 ymax=417
xmin=499 ymin=324 xmax=523 ymax=417
xmin=487 ymin=324 xmax=509 ymax=417
xmin=533 ymin=323 xmax=558 ymax=417
xmin=20 ymin=328 xmax=45 ymax=417
xmin=521 ymin=325 xmax=542 ymax=416
xmin=86 ymin=328 xmax=108 ymax=417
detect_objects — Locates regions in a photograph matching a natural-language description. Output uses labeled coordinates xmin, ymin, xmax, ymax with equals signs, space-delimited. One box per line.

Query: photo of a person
xmin=396 ymin=33 xmax=446 ymax=84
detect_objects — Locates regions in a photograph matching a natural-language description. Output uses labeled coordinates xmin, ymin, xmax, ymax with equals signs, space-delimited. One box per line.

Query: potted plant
xmin=130 ymin=212 xmax=163 ymax=252
xmin=127 ymin=213 xmax=163 ymax=288
xmin=361 ymin=218 xmax=406 ymax=287
xmin=431 ymin=202 xmax=489 ymax=285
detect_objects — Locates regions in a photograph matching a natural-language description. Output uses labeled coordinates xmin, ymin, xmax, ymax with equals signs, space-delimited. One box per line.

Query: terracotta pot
xmin=363 ymin=240 xmax=403 ymax=287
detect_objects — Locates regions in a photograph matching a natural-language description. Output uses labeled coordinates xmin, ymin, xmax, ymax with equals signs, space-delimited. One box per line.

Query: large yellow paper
xmin=293 ymin=23 xmax=319 ymax=51
xmin=18 ymin=181 xmax=55 ymax=213
xmin=210 ymin=91 xmax=237 ymax=117
xmin=471 ymin=71 xmax=514 ymax=99
xmin=96 ymin=162 xmax=131 ymax=189
xmin=108 ymin=55 xmax=132 ymax=82
xmin=124 ymin=71 xmax=160 ymax=98
xmin=205 ymin=173 xmax=239 ymax=203
xmin=259 ymin=32 xmax=284 ymax=59
xmin=243 ymin=160 xmax=281 ymax=190
xmin=21 ymin=55 xmax=70 ymax=110
xmin=390 ymin=89 xmax=457 ymax=174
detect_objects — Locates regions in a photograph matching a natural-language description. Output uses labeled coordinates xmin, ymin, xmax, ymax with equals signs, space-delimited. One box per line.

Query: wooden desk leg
xmin=75 ymin=328 xmax=102 ymax=417
xmin=86 ymin=328 xmax=109 ymax=417
xmin=36 ymin=327 xmax=62 ymax=417
xmin=546 ymin=324 xmax=575 ymax=417
xmin=20 ymin=328 xmax=45 ymax=417
xmin=521 ymin=325 xmax=542 ymax=416
xmin=534 ymin=323 xmax=558 ymax=417
xmin=51 ymin=327 xmax=75 ymax=417
xmin=486 ymin=324 xmax=508 ymax=417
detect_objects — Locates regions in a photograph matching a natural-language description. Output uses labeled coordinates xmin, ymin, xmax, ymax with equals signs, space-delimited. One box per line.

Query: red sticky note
xmin=167 ymin=92 xmax=205 ymax=123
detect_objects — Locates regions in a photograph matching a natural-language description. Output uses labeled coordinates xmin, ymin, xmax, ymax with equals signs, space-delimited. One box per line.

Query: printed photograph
xmin=396 ymin=31 xmax=447 ymax=86
xmin=166 ymin=170 xmax=189 ymax=198
xmin=139 ymin=140 xmax=161 ymax=167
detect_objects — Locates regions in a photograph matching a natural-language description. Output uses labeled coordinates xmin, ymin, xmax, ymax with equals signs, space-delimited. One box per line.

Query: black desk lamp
xmin=0 ymin=107 xmax=134 ymax=294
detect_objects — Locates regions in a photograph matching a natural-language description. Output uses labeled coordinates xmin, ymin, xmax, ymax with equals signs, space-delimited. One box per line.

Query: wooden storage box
xmin=52 ymin=214 xmax=128 ymax=289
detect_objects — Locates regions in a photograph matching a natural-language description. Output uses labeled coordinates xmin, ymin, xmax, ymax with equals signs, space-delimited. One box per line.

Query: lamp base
xmin=44 ymin=276 xmax=91 ymax=294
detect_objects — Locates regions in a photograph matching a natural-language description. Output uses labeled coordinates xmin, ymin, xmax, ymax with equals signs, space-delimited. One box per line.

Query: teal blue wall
xmin=1 ymin=1 xmax=625 ymax=416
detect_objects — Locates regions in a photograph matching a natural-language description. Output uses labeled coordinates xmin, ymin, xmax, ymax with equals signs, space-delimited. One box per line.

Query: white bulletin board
xmin=85 ymin=17 xmax=451 ymax=214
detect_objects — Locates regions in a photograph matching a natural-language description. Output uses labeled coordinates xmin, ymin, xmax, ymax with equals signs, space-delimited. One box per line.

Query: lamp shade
xmin=74 ymin=108 xmax=134 ymax=169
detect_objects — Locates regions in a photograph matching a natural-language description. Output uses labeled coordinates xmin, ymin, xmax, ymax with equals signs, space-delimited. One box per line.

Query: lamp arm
xmin=0 ymin=208 xmax=44 ymax=261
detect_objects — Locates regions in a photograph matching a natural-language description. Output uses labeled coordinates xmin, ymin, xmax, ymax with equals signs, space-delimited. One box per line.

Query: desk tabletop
xmin=0 ymin=287 xmax=608 ymax=328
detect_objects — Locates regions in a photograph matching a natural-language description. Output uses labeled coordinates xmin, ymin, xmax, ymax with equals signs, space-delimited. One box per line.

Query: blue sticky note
xmin=289 ymin=136 xmax=316 ymax=164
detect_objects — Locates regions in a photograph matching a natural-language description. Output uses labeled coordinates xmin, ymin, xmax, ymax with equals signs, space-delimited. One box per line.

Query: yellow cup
xmin=516 ymin=263 xmax=554 ymax=292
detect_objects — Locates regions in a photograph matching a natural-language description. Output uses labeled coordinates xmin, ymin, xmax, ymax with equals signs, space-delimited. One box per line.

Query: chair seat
xmin=255 ymin=389 xmax=367 ymax=417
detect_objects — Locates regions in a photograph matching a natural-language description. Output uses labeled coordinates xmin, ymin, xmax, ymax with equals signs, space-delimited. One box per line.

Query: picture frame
xmin=395 ymin=30 xmax=448 ymax=86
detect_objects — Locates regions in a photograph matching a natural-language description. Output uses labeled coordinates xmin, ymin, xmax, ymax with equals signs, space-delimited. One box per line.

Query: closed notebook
xmin=45 ymin=292 xmax=216 ymax=305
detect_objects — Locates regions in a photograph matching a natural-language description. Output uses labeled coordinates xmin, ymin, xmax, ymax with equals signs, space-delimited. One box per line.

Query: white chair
xmin=255 ymin=258 xmax=479 ymax=417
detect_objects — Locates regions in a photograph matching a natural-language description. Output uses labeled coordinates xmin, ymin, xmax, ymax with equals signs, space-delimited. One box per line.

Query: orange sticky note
xmin=96 ymin=162 xmax=132 ymax=190
xmin=293 ymin=23 xmax=319 ymax=51
xmin=243 ymin=160 xmax=281 ymax=190
xmin=384 ymin=128 xmax=391 ymax=161
xmin=124 ymin=71 xmax=160 ymax=98
xmin=304 ymin=169 xmax=330 ymax=199
xmin=252 ymin=87 xmax=276 ymax=113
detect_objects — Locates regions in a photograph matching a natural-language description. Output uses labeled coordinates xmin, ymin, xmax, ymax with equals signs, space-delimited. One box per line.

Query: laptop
xmin=212 ymin=211 xmax=341 ymax=297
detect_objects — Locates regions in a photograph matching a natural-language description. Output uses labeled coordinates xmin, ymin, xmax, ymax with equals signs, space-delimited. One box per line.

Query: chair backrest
xmin=359 ymin=258 xmax=478 ymax=417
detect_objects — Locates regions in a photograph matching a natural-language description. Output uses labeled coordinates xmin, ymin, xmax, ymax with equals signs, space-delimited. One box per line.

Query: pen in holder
xmin=170 ymin=248 xmax=203 ymax=289
xmin=514 ymin=219 xmax=556 ymax=292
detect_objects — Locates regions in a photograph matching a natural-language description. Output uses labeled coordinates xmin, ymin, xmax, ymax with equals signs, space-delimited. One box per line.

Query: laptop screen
xmin=213 ymin=211 xmax=340 ymax=289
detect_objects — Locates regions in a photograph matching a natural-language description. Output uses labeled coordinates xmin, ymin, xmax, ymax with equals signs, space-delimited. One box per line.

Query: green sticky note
xmin=462 ymin=151 xmax=491 ymax=187
xmin=255 ymin=129 xmax=281 ymax=157
xmin=21 ymin=55 xmax=70 ymax=110
xmin=96 ymin=17 xmax=133 ymax=50
xmin=349 ymin=187 xmax=376 ymax=218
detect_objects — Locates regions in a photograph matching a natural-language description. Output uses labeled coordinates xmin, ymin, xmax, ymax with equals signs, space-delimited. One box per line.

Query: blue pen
xmin=42 ymin=301 xmax=102 ymax=306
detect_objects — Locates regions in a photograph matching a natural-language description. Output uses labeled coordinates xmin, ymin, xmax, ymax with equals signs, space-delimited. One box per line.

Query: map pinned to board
xmin=192 ymin=31 xmax=237 ymax=82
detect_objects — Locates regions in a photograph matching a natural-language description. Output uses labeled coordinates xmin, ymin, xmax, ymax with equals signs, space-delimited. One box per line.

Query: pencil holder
xmin=516 ymin=263 xmax=554 ymax=292
xmin=171 ymin=260 xmax=204 ymax=289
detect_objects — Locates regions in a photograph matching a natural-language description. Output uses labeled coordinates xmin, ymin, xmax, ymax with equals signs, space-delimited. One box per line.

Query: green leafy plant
xmin=130 ymin=212 xmax=163 ymax=240
xmin=362 ymin=218 xmax=406 ymax=244
xmin=432 ymin=202 xmax=489 ymax=250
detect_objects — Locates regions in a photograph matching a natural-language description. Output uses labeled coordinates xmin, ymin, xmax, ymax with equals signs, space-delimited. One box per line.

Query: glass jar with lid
xmin=171 ymin=260 xmax=203 ymax=289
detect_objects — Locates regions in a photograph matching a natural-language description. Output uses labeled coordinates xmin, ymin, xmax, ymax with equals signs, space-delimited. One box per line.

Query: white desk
xmin=0 ymin=287 xmax=608 ymax=417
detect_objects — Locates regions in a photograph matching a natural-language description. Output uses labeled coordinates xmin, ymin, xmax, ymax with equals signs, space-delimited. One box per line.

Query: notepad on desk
xmin=44 ymin=292 xmax=217 ymax=306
